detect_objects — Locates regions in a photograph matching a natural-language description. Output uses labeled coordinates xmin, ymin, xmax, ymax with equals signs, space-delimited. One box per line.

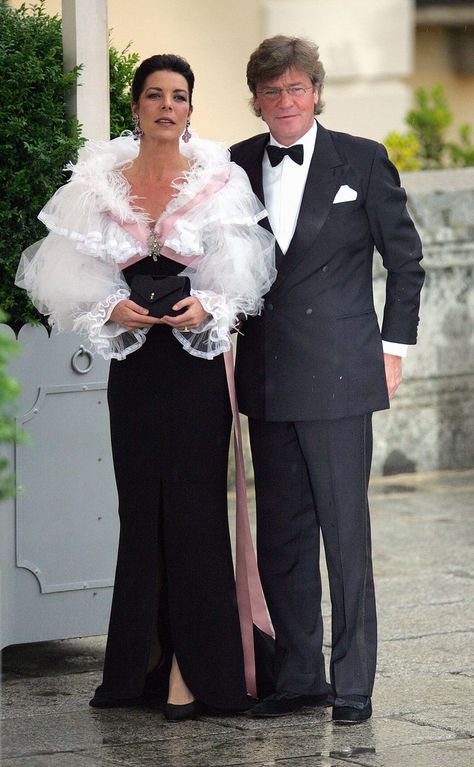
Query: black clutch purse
xmin=129 ymin=274 xmax=191 ymax=318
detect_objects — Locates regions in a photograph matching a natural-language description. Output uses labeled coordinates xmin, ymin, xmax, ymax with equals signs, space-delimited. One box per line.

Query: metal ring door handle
xmin=71 ymin=345 xmax=93 ymax=375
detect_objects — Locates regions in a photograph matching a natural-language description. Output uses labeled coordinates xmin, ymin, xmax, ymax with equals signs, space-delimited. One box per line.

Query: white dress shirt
xmin=263 ymin=120 xmax=407 ymax=358
xmin=263 ymin=121 xmax=317 ymax=255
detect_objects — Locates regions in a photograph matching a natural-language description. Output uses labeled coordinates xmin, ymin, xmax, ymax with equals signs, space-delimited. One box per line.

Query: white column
xmin=263 ymin=0 xmax=415 ymax=141
xmin=62 ymin=0 xmax=110 ymax=141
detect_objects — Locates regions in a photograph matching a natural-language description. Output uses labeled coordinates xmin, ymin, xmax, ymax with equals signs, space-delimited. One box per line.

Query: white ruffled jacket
xmin=16 ymin=135 xmax=276 ymax=360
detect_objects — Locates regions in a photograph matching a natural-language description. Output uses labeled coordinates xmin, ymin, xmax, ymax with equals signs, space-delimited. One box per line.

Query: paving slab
xmin=0 ymin=755 xmax=104 ymax=767
xmin=55 ymin=718 xmax=456 ymax=767
xmin=370 ymin=507 xmax=473 ymax=579
xmin=2 ymin=470 xmax=473 ymax=767
xmin=261 ymin=758 xmax=366 ymax=767
xmin=373 ymin=572 xmax=473 ymax=610
xmin=377 ymin=600 xmax=474 ymax=641
xmin=1 ymin=637 xmax=106 ymax=679
xmin=401 ymin=704 xmax=474 ymax=737
xmin=376 ymin=630 xmax=474 ymax=677
xmin=368 ymin=674 xmax=472 ymax=717
xmin=331 ymin=736 xmax=474 ymax=767
xmin=2 ymin=708 xmax=225 ymax=760
xmin=203 ymin=707 xmax=333 ymax=733
xmin=2 ymin=670 xmax=102 ymax=719
xmin=87 ymin=751 xmax=351 ymax=767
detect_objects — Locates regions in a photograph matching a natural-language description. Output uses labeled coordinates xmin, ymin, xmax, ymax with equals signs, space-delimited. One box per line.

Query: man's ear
xmin=313 ymin=87 xmax=319 ymax=111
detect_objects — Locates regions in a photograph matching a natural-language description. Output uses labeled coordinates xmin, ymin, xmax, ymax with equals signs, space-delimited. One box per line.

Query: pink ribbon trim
xmin=224 ymin=349 xmax=274 ymax=699
xmin=107 ymin=166 xmax=230 ymax=271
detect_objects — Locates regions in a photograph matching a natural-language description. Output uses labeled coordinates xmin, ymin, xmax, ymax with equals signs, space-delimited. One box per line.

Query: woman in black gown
xmin=16 ymin=54 xmax=275 ymax=720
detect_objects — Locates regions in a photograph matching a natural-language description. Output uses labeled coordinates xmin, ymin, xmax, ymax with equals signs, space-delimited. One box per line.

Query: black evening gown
xmin=92 ymin=255 xmax=250 ymax=710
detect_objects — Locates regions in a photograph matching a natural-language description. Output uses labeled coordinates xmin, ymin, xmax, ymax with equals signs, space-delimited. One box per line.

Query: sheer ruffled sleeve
xmin=15 ymin=157 xmax=148 ymax=360
xmin=172 ymin=161 xmax=276 ymax=359
xmin=16 ymin=136 xmax=276 ymax=362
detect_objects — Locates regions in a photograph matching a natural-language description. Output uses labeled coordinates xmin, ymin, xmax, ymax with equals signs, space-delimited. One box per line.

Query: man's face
xmin=253 ymin=67 xmax=318 ymax=146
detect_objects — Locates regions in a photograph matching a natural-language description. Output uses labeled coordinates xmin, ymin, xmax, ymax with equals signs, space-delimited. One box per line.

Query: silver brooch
xmin=148 ymin=230 xmax=162 ymax=261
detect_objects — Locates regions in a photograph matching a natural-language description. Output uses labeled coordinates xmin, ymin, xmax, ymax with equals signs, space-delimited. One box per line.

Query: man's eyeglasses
xmin=257 ymin=85 xmax=314 ymax=101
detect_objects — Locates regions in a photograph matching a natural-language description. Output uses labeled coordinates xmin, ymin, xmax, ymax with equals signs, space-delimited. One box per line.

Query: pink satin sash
xmin=224 ymin=349 xmax=274 ymax=698
xmin=108 ymin=176 xmax=274 ymax=698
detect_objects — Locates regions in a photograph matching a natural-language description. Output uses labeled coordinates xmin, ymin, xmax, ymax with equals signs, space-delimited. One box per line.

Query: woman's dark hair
xmin=132 ymin=54 xmax=195 ymax=106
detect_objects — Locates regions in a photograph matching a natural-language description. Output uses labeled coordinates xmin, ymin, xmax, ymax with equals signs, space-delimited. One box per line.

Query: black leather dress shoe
xmin=249 ymin=692 xmax=332 ymax=718
xmin=332 ymin=696 xmax=372 ymax=723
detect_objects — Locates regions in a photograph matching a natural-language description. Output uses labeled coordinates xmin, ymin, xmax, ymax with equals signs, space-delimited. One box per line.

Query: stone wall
xmin=372 ymin=168 xmax=474 ymax=474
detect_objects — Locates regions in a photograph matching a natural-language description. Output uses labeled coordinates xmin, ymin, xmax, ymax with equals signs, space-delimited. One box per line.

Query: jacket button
xmin=305 ymin=308 xmax=313 ymax=315
xmin=266 ymin=303 xmax=274 ymax=311
xmin=322 ymin=264 xmax=328 ymax=272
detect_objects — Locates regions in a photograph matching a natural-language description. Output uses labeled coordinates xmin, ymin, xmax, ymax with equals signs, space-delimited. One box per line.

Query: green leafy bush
xmin=110 ymin=42 xmax=140 ymax=138
xmin=0 ymin=311 xmax=21 ymax=500
xmin=406 ymin=84 xmax=452 ymax=169
xmin=0 ymin=2 xmax=140 ymax=329
xmin=384 ymin=131 xmax=422 ymax=172
xmin=0 ymin=0 xmax=83 ymax=330
xmin=385 ymin=84 xmax=474 ymax=172
xmin=448 ymin=124 xmax=474 ymax=168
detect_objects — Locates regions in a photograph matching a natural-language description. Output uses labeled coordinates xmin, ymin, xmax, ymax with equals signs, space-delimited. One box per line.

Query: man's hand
xmin=384 ymin=353 xmax=402 ymax=399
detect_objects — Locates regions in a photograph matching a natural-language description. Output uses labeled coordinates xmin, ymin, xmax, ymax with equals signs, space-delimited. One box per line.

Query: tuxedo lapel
xmin=233 ymin=129 xmax=346 ymax=277
xmin=276 ymin=124 xmax=347 ymax=279
xmin=236 ymin=134 xmax=268 ymax=208
xmin=233 ymin=133 xmax=284 ymax=261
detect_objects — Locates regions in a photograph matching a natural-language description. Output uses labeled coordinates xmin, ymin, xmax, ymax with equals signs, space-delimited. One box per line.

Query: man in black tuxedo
xmin=231 ymin=36 xmax=424 ymax=721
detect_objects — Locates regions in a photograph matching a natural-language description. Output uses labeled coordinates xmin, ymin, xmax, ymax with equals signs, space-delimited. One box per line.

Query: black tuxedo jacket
xmin=230 ymin=123 xmax=424 ymax=421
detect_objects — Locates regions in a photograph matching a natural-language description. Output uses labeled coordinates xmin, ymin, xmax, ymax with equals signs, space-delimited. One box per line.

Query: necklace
xmin=148 ymin=228 xmax=162 ymax=261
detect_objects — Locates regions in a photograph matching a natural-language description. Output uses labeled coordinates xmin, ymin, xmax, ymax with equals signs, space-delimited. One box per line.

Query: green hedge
xmin=0 ymin=1 xmax=139 ymax=330
xmin=110 ymin=42 xmax=140 ymax=139
xmin=0 ymin=1 xmax=83 ymax=330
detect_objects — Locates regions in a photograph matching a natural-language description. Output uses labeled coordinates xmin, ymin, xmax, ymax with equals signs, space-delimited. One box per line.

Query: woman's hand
xmin=160 ymin=296 xmax=210 ymax=331
xmin=110 ymin=299 xmax=163 ymax=330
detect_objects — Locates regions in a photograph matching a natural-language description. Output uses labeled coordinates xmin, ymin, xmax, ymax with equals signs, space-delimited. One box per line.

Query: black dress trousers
xmin=248 ymin=413 xmax=377 ymax=698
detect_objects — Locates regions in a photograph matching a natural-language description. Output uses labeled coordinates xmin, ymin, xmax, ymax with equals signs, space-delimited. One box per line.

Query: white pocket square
xmin=333 ymin=185 xmax=358 ymax=203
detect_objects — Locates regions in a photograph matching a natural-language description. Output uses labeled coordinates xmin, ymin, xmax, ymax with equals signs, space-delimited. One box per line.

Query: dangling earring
xmin=182 ymin=119 xmax=191 ymax=143
xmin=132 ymin=114 xmax=143 ymax=140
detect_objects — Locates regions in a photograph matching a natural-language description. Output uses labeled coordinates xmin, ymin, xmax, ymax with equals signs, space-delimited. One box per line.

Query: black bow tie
xmin=266 ymin=144 xmax=304 ymax=167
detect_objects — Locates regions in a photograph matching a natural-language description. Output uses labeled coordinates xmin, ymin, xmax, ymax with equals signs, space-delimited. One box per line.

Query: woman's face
xmin=133 ymin=69 xmax=192 ymax=142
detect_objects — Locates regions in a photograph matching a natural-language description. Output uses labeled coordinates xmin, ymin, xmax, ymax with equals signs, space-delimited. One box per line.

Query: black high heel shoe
xmin=164 ymin=700 xmax=198 ymax=722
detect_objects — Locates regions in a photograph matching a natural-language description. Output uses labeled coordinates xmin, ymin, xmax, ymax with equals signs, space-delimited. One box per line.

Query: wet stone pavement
xmin=2 ymin=469 xmax=473 ymax=766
